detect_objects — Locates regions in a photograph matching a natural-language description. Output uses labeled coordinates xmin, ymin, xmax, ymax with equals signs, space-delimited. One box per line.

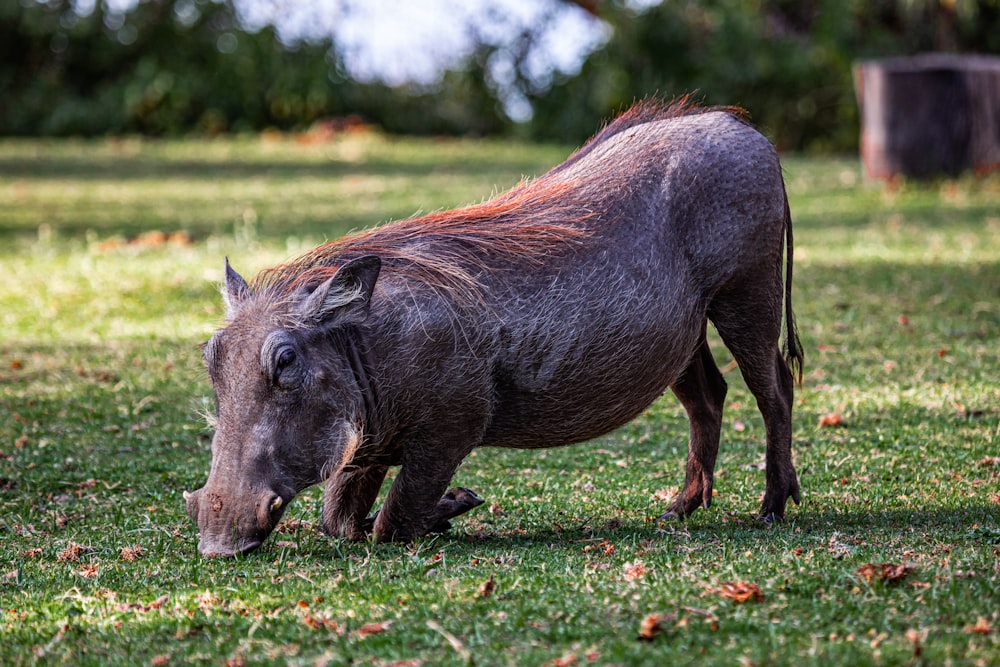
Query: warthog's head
xmin=185 ymin=256 xmax=381 ymax=557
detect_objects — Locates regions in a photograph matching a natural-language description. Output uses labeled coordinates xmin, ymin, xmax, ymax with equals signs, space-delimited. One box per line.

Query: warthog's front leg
xmin=370 ymin=437 xmax=480 ymax=542
xmin=322 ymin=464 xmax=388 ymax=540
xmin=427 ymin=487 xmax=484 ymax=532
xmin=323 ymin=465 xmax=482 ymax=540
xmin=362 ymin=486 xmax=484 ymax=537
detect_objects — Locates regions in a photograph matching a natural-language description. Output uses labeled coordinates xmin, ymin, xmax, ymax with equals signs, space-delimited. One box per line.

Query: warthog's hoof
xmin=429 ymin=487 xmax=484 ymax=533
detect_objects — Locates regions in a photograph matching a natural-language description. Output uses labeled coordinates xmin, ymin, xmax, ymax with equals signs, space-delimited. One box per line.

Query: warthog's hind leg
xmin=660 ymin=333 xmax=727 ymax=521
xmin=709 ymin=280 xmax=801 ymax=522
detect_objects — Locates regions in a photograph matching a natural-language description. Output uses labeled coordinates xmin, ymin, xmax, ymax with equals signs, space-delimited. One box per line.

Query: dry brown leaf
xmin=582 ymin=540 xmax=615 ymax=557
xmin=120 ymin=545 xmax=145 ymax=562
xmin=356 ymin=620 xmax=393 ymax=638
xmin=856 ymin=562 xmax=915 ymax=584
xmin=302 ymin=612 xmax=342 ymax=633
xmin=905 ymin=627 xmax=928 ymax=658
xmin=623 ymin=561 xmax=648 ymax=581
xmin=965 ymin=617 xmax=992 ymax=635
xmin=478 ymin=574 xmax=496 ymax=599
xmin=652 ymin=488 xmax=676 ymax=503
xmin=196 ymin=591 xmax=220 ymax=609
xmin=818 ymin=412 xmax=844 ymax=428
xmin=77 ymin=563 xmax=100 ymax=578
xmin=58 ymin=542 xmax=91 ymax=562
xmin=549 ymin=653 xmax=578 ymax=667
xmin=711 ymin=581 xmax=764 ymax=603
xmin=115 ymin=594 xmax=169 ymax=614
xmin=637 ymin=612 xmax=676 ymax=640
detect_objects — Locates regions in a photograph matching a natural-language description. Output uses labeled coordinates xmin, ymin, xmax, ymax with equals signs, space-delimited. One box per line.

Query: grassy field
xmin=1 ymin=129 xmax=998 ymax=666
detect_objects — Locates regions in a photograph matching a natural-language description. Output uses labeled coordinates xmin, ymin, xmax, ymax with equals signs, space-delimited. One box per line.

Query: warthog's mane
xmin=249 ymin=96 xmax=741 ymax=303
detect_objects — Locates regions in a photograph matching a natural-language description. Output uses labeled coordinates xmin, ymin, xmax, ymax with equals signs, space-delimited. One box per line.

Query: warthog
xmin=185 ymin=99 xmax=804 ymax=557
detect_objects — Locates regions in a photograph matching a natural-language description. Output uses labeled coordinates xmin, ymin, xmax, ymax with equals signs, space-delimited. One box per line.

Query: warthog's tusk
xmin=270 ymin=496 xmax=283 ymax=511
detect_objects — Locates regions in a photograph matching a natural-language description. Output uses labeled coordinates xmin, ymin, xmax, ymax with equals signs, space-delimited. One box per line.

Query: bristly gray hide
xmin=185 ymin=98 xmax=804 ymax=557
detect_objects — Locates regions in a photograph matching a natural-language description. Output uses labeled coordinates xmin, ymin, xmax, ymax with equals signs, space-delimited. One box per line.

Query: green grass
xmin=1 ymin=130 xmax=998 ymax=666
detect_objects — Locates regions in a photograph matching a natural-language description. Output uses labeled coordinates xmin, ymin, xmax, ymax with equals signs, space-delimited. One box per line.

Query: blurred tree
xmin=0 ymin=0 xmax=508 ymax=136
xmin=527 ymin=0 xmax=1000 ymax=151
xmin=0 ymin=0 xmax=340 ymax=134
xmin=2 ymin=0 xmax=998 ymax=149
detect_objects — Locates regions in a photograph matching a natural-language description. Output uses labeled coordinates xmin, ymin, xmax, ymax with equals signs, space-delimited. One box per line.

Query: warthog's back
xmin=474 ymin=109 xmax=788 ymax=448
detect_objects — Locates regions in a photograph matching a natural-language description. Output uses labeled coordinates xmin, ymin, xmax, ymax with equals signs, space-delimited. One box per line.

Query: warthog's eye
xmin=262 ymin=333 xmax=304 ymax=389
xmin=270 ymin=343 xmax=304 ymax=389
xmin=276 ymin=346 xmax=296 ymax=371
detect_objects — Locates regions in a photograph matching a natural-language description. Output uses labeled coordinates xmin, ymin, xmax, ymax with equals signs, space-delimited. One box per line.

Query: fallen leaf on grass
xmin=623 ymin=561 xmax=648 ymax=581
xmin=709 ymin=581 xmax=764 ymax=603
xmin=58 ymin=542 xmax=94 ymax=562
xmin=905 ymin=627 xmax=928 ymax=659
xmin=818 ymin=412 xmax=844 ymax=428
xmin=965 ymin=617 xmax=992 ymax=635
xmin=274 ymin=518 xmax=315 ymax=533
xmin=652 ymin=488 xmax=676 ymax=503
xmin=637 ymin=612 xmax=677 ymax=640
xmin=979 ymin=457 xmax=1000 ymax=467
xmin=582 ymin=540 xmax=615 ymax=557
xmin=302 ymin=612 xmax=343 ymax=633
xmin=856 ymin=562 xmax=915 ymax=584
xmin=477 ymin=574 xmax=496 ymax=599
xmin=76 ymin=563 xmax=100 ymax=578
xmin=115 ymin=595 xmax=169 ymax=614
xmin=120 ymin=545 xmax=145 ymax=561
xmin=356 ymin=621 xmax=393 ymax=638
xmin=196 ymin=591 xmax=221 ymax=610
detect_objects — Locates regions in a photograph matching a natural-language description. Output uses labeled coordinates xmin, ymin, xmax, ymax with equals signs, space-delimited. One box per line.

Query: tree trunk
xmin=853 ymin=54 xmax=1000 ymax=179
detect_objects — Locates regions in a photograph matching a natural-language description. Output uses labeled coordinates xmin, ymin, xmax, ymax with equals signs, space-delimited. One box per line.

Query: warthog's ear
xmin=299 ymin=255 xmax=381 ymax=327
xmin=223 ymin=257 xmax=250 ymax=319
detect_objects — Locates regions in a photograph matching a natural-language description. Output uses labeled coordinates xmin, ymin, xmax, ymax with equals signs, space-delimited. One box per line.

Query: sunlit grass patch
xmin=1 ymin=137 xmax=998 ymax=665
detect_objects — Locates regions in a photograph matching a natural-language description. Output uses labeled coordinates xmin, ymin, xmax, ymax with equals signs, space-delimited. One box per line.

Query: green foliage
xmin=1 ymin=134 xmax=999 ymax=665
xmin=528 ymin=0 xmax=1000 ymax=151
xmin=4 ymin=0 xmax=1000 ymax=148
xmin=0 ymin=0 xmax=336 ymax=135
xmin=0 ymin=0 xmax=509 ymax=137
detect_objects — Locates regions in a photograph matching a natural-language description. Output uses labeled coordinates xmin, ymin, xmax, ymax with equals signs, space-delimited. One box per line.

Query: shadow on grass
xmin=261 ymin=502 xmax=1000 ymax=564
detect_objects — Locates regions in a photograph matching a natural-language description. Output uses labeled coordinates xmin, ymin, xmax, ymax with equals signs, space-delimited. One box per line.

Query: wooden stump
xmin=853 ymin=54 xmax=1000 ymax=179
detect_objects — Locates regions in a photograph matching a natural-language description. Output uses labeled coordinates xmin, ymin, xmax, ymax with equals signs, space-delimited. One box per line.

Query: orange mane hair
xmin=249 ymin=96 xmax=738 ymax=301
xmin=250 ymin=178 xmax=594 ymax=301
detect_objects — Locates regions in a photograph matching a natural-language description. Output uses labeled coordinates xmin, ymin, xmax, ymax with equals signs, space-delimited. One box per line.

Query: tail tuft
xmin=782 ymin=197 xmax=804 ymax=387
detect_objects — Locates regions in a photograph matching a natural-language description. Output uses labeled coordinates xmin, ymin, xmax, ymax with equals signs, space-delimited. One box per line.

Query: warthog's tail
xmin=783 ymin=196 xmax=804 ymax=386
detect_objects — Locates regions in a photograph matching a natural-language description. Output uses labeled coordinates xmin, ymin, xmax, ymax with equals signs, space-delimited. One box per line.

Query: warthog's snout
xmin=184 ymin=487 xmax=288 ymax=558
